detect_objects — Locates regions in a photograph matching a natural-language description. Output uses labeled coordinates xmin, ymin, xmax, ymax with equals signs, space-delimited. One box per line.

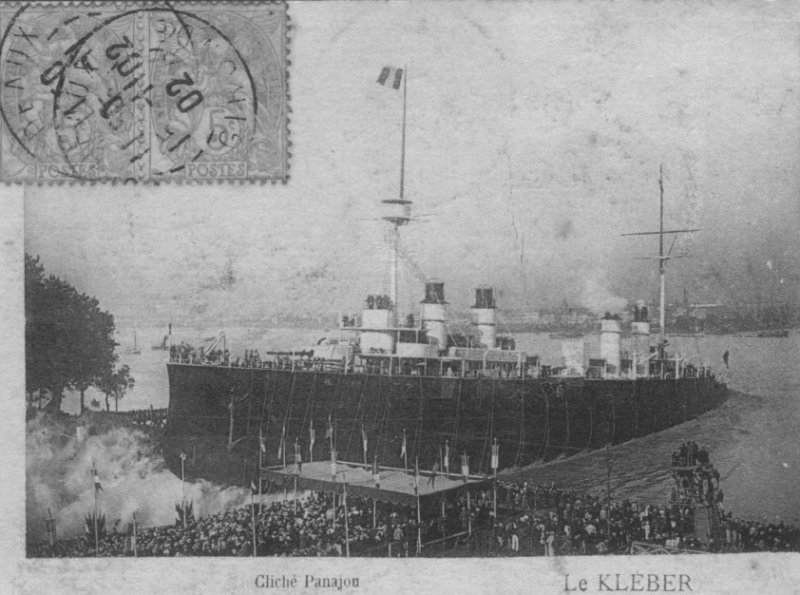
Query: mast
xmin=382 ymin=65 xmax=411 ymax=328
xmin=622 ymin=165 xmax=701 ymax=345
xmin=658 ymin=165 xmax=666 ymax=342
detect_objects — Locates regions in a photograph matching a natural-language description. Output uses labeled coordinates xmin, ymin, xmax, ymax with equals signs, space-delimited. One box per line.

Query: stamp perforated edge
xmin=0 ymin=0 xmax=291 ymax=185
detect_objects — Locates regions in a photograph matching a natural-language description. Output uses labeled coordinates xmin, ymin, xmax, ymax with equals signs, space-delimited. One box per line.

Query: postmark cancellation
xmin=0 ymin=1 xmax=289 ymax=183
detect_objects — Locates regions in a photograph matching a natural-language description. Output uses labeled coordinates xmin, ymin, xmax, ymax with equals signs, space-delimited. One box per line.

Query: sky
xmin=21 ymin=0 xmax=800 ymax=327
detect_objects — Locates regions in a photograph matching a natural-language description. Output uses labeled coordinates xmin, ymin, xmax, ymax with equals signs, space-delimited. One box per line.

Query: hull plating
xmin=164 ymin=363 xmax=727 ymax=487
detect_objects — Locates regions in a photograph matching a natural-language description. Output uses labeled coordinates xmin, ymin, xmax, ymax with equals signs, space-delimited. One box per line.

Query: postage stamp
xmin=0 ymin=1 xmax=289 ymax=183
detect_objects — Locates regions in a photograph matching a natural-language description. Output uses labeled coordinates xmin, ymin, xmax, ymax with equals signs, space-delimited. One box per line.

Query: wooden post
xmin=92 ymin=464 xmax=99 ymax=555
xmin=416 ymin=490 xmax=422 ymax=555
xmin=132 ymin=511 xmax=138 ymax=558
xmin=46 ymin=508 xmax=56 ymax=555
xmin=343 ymin=474 xmax=350 ymax=558
xmin=250 ymin=490 xmax=257 ymax=557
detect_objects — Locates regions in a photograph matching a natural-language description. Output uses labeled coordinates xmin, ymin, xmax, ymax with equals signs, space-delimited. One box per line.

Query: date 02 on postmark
xmin=0 ymin=1 xmax=288 ymax=183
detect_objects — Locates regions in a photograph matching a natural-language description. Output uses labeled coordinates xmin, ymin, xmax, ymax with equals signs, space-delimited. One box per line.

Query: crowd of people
xmin=127 ymin=407 xmax=168 ymax=431
xmin=28 ymin=492 xmax=426 ymax=558
xmin=169 ymin=342 xmax=337 ymax=371
xmin=671 ymin=441 xmax=725 ymax=507
xmin=28 ymin=474 xmax=800 ymax=557
xmin=491 ymin=481 xmax=701 ymax=555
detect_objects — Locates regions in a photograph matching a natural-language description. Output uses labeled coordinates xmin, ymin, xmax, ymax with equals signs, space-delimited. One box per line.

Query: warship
xmin=163 ymin=72 xmax=727 ymax=487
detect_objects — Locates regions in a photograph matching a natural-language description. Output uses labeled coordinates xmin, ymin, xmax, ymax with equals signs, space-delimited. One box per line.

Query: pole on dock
xmin=250 ymin=489 xmax=257 ymax=557
xmin=46 ymin=508 xmax=56 ymax=556
xmin=491 ymin=438 xmax=499 ymax=524
xmin=92 ymin=463 xmax=99 ymax=555
xmin=605 ymin=442 xmax=613 ymax=542
xmin=180 ymin=453 xmax=187 ymax=529
xmin=343 ymin=473 xmax=350 ymax=558
xmin=132 ymin=511 xmax=138 ymax=558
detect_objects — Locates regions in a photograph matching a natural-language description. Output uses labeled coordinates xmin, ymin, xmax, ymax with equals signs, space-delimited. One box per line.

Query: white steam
xmin=579 ymin=268 xmax=628 ymax=315
xmin=26 ymin=413 xmax=250 ymax=543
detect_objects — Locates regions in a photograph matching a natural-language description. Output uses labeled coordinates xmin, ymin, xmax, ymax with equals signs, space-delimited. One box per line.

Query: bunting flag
xmin=277 ymin=424 xmax=286 ymax=459
xmin=444 ymin=440 xmax=450 ymax=474
xmin=373 ymin=454 xmax=380 ymax=488
xmin=294 ymin=438 xmax=302 ymax=472
xmin=325 ymin=413 xmax=333 ymax=440
xmin=491 ymin=438 xmax=499 ymax=471
xmin=309 ymin=420 xmax=316 ymax=460
xmin=91 ymin=465 xmax=102 ymax=492
xmin=361 ymin=425 xmax=368 ymax=460
xmin=259 ymin=428 xmax=266 ymax=454
xmin=400 ymin=429 xmax=407 ymax=460
xmin=377 ymin=66 xmax=404 ymax=90
xmin=461 ymin=452 xmax=469 ymax=480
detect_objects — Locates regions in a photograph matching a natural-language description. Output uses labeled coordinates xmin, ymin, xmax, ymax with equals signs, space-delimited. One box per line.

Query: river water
xmin=61 ymin=327 xmax=800 ymax=525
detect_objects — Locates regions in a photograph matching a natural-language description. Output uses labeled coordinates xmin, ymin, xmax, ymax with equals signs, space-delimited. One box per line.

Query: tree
xmin=25 ymin=254 xmax=127 ymax=413
xmin=97 ymin=364 xmax=135 ymax=412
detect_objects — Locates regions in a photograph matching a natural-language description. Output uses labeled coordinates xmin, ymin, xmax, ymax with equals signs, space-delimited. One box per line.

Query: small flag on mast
xmin=309 ymin=420 xmax=316 ymax=459
xmin=491 ymin=438 xmax=499 ymax=471
xmin=377 ymin=66 xmax=404 ymax=90
xmin=461 ymin=452 xmax=469 ymax=480
xmin=294 ymin=437 xmax=302 ymax=472
xmin=413 ymin=457 xmax=419 ymax=495
xmin=250 ymin=480 xmax=258 ymax=495
xmin=91 ymin=464 xmax=102 ymax=492
xmin=361 ymin=425 xmax=368 ymax=461
xmin=400 ymin=429 xmax=407 ymax=460
xmin=325 ymin=413 xmax=333 ymax=440
xmin=259 ymin=428 xmax=266 ymax=454
xmin=277 ymin=424 xmax=286 ymax=459
xmin=373 ymin=454 xmax=380 ymax=488
xmin=444 ymin=440 xmax=450 ymax=475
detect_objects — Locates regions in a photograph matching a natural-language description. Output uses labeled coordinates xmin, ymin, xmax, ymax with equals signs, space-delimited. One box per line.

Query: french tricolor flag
xmin=377 ymin=66 xmax=404 ymax=90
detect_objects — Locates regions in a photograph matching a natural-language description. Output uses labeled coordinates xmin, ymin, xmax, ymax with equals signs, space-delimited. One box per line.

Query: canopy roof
xmin=261 ymin=461 xmax=491 ymax=507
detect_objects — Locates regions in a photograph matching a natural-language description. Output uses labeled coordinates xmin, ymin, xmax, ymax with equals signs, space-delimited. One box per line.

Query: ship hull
xmin=164 ymin=363 xmax=727 ymax=486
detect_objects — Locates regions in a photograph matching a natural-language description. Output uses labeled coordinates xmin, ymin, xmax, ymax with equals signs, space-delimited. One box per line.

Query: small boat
xmin=757 ymin=329 xmax=789 ymax=338
xmin=152 ymin=322 xmax=173 ymax=350
xmin=126 ymin=330 xmax=141 ymax=355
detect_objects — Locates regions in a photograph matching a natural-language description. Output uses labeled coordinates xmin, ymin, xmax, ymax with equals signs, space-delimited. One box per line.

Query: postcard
xmin=2 ymin=1 xmax=799 ymax=593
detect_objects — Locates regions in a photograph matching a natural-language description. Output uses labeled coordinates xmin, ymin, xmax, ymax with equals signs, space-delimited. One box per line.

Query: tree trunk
xmin=105 ymin=394 xmax=110 ymax=412
xmin=115 ymin=394 xmax=119 ymax=413
xmin=80 ymin=388 xmax=86 ymax=415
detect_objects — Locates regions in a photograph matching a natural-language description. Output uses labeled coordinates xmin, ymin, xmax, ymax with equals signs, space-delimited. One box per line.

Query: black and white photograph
xmin=3 ymin=1 xmax=799 ymax=593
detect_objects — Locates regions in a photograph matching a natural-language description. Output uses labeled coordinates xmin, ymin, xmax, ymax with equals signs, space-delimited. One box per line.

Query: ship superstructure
xmin=162 ymin=70 xmax=726 ymax=487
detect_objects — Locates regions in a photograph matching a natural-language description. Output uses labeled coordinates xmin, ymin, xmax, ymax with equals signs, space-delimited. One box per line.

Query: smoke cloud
xmin=579 ymin=268 xmax=628 ymax=315
xmin=26 ymin=413 xmax=251 ymax=543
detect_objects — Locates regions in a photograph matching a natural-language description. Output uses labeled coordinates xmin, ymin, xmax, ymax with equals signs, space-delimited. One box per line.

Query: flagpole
xmin=92 ymin=462 xmax=98 ymax=555
xmin=400 ymin=64 xmax=407 ymax=200
xmin=492 ymin=438 xmax=498 ymax=524
xmin=47 ymin=508 xmax=56 ymax=556
xmin=251 ymin=489 xmax=257 ymax=557
xmin=133 ymin=511 xmax=138 ymax=558
xmin=343 ymin=473 xmax=350 ymax=558
xmin=403 ymin=428 xmax=408 ymax=473
xmin=258 ymin=431 xmax=263 ymax=516
xmin=415 ymin=457 xmax=421 ymax=556
xmin=180 ymin=453 xmax=187 ymax=529
xmin=463 ymin=452 xmax=472 ymax=537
